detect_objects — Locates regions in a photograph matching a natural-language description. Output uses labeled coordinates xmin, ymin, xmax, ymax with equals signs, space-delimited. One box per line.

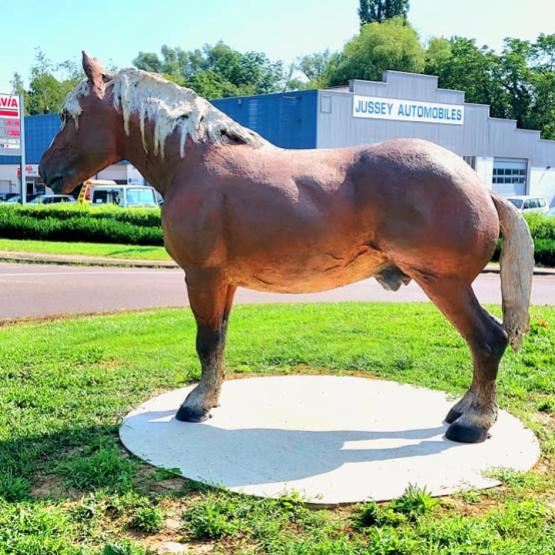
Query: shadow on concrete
xmin=121 ymin=409 xmax=459 ymax=487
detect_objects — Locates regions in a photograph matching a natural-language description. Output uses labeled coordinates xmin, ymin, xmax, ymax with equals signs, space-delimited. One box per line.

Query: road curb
xmin=0 ymin=251 xmax=552 ymax=275
xmin=0 ymin=250 xmax=178 ymax=269
xmin=482 ymin=263 xmax=555 ymax=276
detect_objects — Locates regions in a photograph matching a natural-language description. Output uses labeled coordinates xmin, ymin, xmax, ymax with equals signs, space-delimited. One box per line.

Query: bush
xmin=56 ymin=444 xmax=138 ymax=492
xmin=493 ymin=237 xmax=555 ymax=267
xmin=129 ymin=506 xmax=163 ymax=533
xmin=490 ymin=213 xmax=555 ymax=267
xmin=525 ymin=212 xmax=555 ymax=241
xmin=0 ymin=204 xmax=163 ymax=246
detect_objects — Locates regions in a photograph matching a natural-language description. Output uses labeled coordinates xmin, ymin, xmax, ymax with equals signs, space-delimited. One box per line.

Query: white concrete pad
xmin=119 ymin=376 xmax=540 ymax=505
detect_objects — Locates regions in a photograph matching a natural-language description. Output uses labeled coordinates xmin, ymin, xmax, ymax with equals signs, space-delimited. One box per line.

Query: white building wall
xmin=474 ymin=157 xmax=494 ymax=190
xmin=126 ymin=164 xmax=145 ymax=185
xmin=529 ymin=166 xmax=555 ymax=208
xmin=96 ymin=164 xmax=128 ymax=182
xmin=0 ymin=165 xmax=18 ymax=193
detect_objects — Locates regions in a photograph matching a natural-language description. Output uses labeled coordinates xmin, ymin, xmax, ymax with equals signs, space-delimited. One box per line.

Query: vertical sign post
xmin=0 ymin=92 xmax=24 ymax=201
xmin=19 ymin=95 xmax=26 ymax=204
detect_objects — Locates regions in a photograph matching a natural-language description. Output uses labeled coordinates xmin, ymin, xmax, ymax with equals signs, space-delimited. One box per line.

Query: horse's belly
xmin=234 ymin=247 xmax=388 ymax=293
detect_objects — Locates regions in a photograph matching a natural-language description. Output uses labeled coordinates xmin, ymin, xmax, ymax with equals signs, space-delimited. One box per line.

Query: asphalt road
xmin=0 ymin=262 xmax=553 ymax=320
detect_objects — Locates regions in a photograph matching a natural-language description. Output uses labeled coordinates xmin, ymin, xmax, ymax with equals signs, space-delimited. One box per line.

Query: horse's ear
xmin=82 ymin=51 xmax=108 ymax=94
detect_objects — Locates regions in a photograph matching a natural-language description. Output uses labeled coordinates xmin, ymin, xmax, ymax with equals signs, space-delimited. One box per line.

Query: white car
xmin=90 ymin=185 xmax=159 ymax=208
xmin=506 ymin=196 xmax=548 ymax=214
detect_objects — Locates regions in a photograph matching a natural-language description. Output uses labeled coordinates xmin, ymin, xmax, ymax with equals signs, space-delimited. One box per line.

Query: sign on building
xmin=353 ymin=95 xmax=464 ymax=126
xmin=0 ymin=94 xmax=22 ymax=155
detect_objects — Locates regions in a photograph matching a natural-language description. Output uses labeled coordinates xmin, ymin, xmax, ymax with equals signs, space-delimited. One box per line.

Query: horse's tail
xmin=490 ymin=193 xmax=534 ymax=351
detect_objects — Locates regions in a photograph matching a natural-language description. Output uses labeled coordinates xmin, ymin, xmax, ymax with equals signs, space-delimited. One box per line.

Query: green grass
xmin=0 ymin=303 xmax=554 ymax=553
xmin=0 ymin=238 xmax=171 ymax=261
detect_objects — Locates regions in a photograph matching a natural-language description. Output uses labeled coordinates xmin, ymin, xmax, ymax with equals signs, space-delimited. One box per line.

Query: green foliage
xmin=13 ymin=49 xmax=81 ymax=115
xmin=134 ymin=41 xmax=287 ymax=98
xmin=358 ymin=0 xmax=410 ymax=25
xmin=323 ymin=17 xmax=425 ymax=86
xmin=297 ymin=51 xmax=332 ymax=88
xmin=56 ymin=443 xmax=138 ymax=492
xmin=102 ymin=542 xmax=146 ymax=555
xmin=0 ymin=501 xmax=81 ymax=554
xmin=353 ymin=501 xmax=408 ymax=528
xmin=183 ymin=494 xmax=240 ymax=539
xmin=0 ymin=238 xmax=169 ymax=260
xmin=0 ymin=472 xmax=30 ymax=502
xmin=425 ymin=34 xmax=555 ymax=139
xmin=353 ymin=485 xmax=436 ymax=531
xmin=492 ymin=213 xmax=555 ymax=267
xmin=525 ymin=212 xmax=555 ymax=241
xmin=129 ymin=506 xmax=163 ymax=533
xmin=0 ymin=204 xmax=163 ymax=246
xmin=425 ymin=37 xmax=505 ymax=114
xmin=388 ymin=484 xmax=438 ymax=521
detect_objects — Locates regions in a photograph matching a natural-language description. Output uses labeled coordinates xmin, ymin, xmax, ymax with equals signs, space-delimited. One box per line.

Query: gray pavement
xmin=0 ymin=262 xmax=553 ymax=321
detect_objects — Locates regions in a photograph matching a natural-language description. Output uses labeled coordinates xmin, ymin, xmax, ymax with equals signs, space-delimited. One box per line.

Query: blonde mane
xmin=63 ymin=68 xmax=267 ymax=159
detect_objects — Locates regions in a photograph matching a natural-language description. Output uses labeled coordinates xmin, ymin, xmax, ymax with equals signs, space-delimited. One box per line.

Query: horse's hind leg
xmin=176 ymin=268 xmax=236 ymax=422
xmin=415 ymin=277 xmax=508 ymax=443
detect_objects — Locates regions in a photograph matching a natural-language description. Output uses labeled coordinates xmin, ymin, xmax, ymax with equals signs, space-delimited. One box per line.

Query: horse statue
xmin=39 ymin=53 xmax=534 ymax=444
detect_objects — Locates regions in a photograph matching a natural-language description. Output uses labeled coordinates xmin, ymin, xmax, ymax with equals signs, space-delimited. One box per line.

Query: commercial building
xmin=2 ymin=70 xmax=555 ymax=206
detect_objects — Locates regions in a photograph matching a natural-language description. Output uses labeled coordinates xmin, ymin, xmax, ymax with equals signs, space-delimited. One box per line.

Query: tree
xmin=528 ymin=34 xmax=555 ymax=139
xmin=425 ymin=34 xmax=555 ymax=139
xmin=425 ymin=37 xmax=506 ymax=115
xmin=323 ymin=16 xmax=425 ymax=86
xmin=12 ymin=49 xmax=81 ymax=115
xmin=358 ymin=0 xmax=409 ymax=25
xmin=133 ymin=42 xmax=285 ymax=98
xmin=297 ymin=50 xmax=332 ymax=87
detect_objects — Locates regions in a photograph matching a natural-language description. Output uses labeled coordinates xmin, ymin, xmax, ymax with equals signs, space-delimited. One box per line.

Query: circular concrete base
xmin=119 ymin=376 xmax=540 ymax=505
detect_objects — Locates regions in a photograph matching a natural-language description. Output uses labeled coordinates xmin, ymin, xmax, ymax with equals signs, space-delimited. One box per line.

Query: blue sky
xmin=2 ymin=0 xmax=554 ymax=92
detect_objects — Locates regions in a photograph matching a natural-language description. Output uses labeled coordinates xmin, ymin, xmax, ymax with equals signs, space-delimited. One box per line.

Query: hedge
xmin=0 ymin=204 xmax=553 ymax=266
xmin=0 ymin=205 xmax=163 ymax=246
xmin=491 ymin=213 xmax=555 ymax=267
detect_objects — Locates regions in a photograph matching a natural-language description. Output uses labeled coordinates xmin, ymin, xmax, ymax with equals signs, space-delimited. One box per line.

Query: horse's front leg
xmin=176 ymin=268 xmax=236 ymax=422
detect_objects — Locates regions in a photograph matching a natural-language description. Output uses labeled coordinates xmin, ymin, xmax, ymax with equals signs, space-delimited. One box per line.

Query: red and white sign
xmin=17 ymin=164 xmax=39 ymax=177
xmin=0 ymin=94 xmax=20 ymax=119
xmin=0 ymin=93 xmax=22 ymax=154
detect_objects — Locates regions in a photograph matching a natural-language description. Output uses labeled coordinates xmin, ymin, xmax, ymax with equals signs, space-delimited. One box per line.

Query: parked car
xmin=29 ymin=194 xmax=76 ymax=205
xmin=4 ymin=194 xmax=40 ymax=204
xmin=90 ymin=185 xmax=159 ymax=208
xmin=0 ymin=193 xmax=20 ymax=202
xmin=506 ymin=195 xmax=548 ymax=214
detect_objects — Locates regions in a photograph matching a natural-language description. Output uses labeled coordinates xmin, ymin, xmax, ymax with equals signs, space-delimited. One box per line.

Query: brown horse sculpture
xmin=39 ymin=53 xmax=534 ymax=443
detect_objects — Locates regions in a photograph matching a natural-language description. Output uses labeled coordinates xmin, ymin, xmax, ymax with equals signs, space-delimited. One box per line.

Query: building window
xmin=492 ymin=159 xmax=527 ymax=195
xmin=463 ymin=156 xmax=476 ymax=169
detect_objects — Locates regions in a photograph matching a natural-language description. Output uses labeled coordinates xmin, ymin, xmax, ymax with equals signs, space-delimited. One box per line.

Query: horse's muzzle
xmin=39 ymin=163 xmax=64 ymax=193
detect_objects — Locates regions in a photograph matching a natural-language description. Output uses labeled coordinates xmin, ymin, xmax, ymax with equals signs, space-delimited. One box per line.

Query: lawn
xmin=0 ymin=238 xmax=171 ymax=261
xmin=0 ymin=303 xmax=554 ymax=554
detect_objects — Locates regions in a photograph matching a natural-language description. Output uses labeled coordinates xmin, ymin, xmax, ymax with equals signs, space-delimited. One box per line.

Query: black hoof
xmin=445 ymin=421 xmax=489 ymax=443
xmin=444 ymin=407 xmax=463 ymax=425
xmin=175 ymin=405 xmax=211 ymax=423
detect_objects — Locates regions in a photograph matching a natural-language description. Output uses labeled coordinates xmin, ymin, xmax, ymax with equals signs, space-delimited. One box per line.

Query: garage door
xmin=492 ymin=159 xmax=527 ymax=196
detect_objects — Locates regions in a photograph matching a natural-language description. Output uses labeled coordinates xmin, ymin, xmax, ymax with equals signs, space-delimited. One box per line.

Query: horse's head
xmin=39 ymin=52 xmax=123 ymax=194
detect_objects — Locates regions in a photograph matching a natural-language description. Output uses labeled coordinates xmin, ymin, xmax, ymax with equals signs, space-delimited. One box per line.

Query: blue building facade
xmin=212 ymin=90 xmax=317 ymax=149
xmin=0 ymin=113 xmax=60 ymax=165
